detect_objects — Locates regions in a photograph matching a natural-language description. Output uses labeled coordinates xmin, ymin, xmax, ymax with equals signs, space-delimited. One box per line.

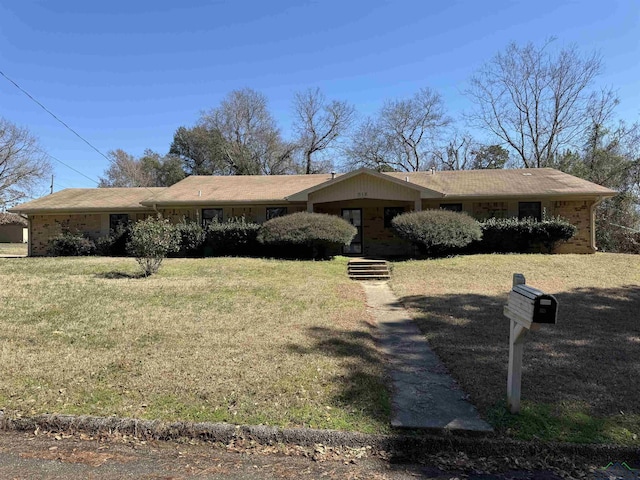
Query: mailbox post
xmin=504 ymin=274 xmax=558 ymax=414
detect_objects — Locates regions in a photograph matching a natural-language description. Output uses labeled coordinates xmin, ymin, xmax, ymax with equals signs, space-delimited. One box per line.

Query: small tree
xmin=126 ymin=217 xmax=180 ymax=276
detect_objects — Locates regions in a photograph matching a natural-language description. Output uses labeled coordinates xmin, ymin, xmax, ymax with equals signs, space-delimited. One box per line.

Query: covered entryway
xmin=285 ymin=168 xmax=445 ymax=257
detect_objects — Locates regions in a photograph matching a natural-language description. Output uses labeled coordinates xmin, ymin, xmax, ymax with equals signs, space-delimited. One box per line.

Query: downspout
xmin=590 ymin=196 xmax=605 ymax=252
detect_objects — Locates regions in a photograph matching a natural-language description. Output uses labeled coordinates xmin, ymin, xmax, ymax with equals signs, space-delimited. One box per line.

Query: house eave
xmin=8 ymin=206 xmax=158 ymax=215
xmin=437 ymin=191 xmax=617 ymax=201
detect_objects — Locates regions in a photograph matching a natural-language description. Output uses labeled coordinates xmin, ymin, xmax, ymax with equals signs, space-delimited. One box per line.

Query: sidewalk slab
xmin=362 ymin=281 xmax=492 ymax=433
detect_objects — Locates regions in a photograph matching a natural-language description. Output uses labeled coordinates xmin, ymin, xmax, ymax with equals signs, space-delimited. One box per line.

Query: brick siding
xmin=551 ymin=200 xmax=594 ymax=254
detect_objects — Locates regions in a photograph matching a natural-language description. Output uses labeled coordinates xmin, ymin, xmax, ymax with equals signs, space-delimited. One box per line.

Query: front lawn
xmin=0 ymin=256 xmax=390 ymax=433
xmin=391 ymin=253 xmax=640 ymax=445
xmin=0 ymin=243 xmax=27 ymax=256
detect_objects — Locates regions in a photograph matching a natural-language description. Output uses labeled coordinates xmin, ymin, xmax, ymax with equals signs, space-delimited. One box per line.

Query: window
xmin=109 ymin=214 xmax=129 ymax=232
xmin=202 ymin=208 xmax=223 ymax=226
xmin=518 ymin=202 xmax=542 ymax=221
xmin=384 ymin=207 xmax=404 ymax=228
xmin=266 ymin=207 xmax=288 ymax=220
xmin=440 ymin=203 xmax=463 ymax=212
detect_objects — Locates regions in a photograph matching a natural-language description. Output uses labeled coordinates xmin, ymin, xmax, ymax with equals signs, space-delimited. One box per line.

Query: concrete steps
xmin=348 ymin=259 xmax=390 ymax=281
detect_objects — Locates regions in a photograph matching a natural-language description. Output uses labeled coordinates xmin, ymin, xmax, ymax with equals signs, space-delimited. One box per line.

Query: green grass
xmin=391 ymin=253 xmax=640 ymax=446
xmin=0 ymin=256 xmax=390 ymax=433
xmin=0 ymin=243 xmax=27 ymax=256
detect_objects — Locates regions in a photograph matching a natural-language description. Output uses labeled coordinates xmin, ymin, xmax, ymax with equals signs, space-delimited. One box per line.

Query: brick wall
xmin=472 ymin=202 xmax=508 ymax=220
xmin=551 ymin=200 xmax=594 ymax=254
xmin=30 ymin=213 xmax=103 ymax=256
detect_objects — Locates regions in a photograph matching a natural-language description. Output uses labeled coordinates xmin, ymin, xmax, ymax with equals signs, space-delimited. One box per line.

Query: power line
xmin=1 ymin=69 xmax=159 ymax=195
xmin=0 ymin=69 xmax=110 ymax=162
xmin=36 ymin=148 xmax=100 ymax=185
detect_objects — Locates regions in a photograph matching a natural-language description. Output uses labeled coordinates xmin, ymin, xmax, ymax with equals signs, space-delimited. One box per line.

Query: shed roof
xmin=0 ymin=212 xmax=27 ymax=226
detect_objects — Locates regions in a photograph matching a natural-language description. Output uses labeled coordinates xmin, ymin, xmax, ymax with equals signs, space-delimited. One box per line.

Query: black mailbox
xmin=508 ymin=284 xmax=558 ymax=324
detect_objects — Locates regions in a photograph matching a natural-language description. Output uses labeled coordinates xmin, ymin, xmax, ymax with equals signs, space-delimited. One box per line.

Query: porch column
xmin=414 ymin=196 xmax=422 ymax=212
xmin=307 ymin=201 xmax=314 ymax=213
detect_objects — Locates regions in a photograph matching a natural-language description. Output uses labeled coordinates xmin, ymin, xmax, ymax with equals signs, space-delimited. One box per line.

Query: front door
xmin=342 ymin=208 xmax=363 ymax=254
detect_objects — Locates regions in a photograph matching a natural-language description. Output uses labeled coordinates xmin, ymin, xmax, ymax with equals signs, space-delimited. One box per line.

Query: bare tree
xmin=346 ymin=87 xmax=450 ymax=172
xmin=98 ymin=149 xmax=155 ymax=187
xmin=431 ymin=131 xmax=477 ymax=170
xmin=292 ymin=87 xmax=355 ymax=174
xmin=0 ymin=117 xmax=51 ymax=209
xmin=200 ymin=88 xmax=295 ymax=175
xmin=465 ymin=39 xmax=617 ymax=168
xmin=344 ymin=118 xmax=391 ymax=171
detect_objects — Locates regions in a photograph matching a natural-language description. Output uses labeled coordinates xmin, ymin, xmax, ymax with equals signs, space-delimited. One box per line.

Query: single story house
xmin=0 ymin=212 xmax=28 ymax=243
xmin=10 ymin=167 xmax=616 ymax=257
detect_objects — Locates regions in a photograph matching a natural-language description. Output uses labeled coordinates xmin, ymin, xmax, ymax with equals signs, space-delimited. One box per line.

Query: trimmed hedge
xmin=204 ymin=218 xmax=261 ymax=257
xmin=257 ymin=212 xmax=357 ymax=259
xmin=474 ymin=216 xmax=577 ymax=253
xmin=391 ymin=210 xmax=482 ymax=256
xmin=175 ymin=221 xmax=206 ymax=257
xmin=47 ymin=232 xmax=95 ymax=256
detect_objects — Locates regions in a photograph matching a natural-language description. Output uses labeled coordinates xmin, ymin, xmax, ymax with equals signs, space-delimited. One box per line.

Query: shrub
xmin=204 ymin=217 xmax=261 ymax=257
xmin=475 ymin=216 xmax=577 ymax=253
xmin=47 ymin=232 xmax=95 ymax=256
xmin=391 ymin=209 xmax=482 ymax=256
xmin=94 ymin=224 xmax=130 ymax=256
xmin=257 ymin=212 xmax=357 ymax=259
xmin=175 ymin=220 xmax=206 ymax=257
xmin=126 ymin=217 xmax=180 ymax=276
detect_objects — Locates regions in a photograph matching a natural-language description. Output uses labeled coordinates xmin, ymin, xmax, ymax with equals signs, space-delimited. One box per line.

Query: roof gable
xmin=286 ymin=168 xmax=444 ymax=201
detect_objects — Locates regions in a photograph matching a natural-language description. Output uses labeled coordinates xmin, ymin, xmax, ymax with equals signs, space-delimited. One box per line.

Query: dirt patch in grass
xmin=390 ymin=253 xmax=640 ymax=445
xmin=0 ymin=256 xmax=390 ymax=433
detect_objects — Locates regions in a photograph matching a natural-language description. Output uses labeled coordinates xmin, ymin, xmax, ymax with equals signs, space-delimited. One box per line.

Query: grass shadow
xmin=394 ymin=285 xmax=640 ymax=443
xmin=287 ymin=324 xmax=391 ymax=430
xmin=94 ymin=271 xmax=147 ymax=280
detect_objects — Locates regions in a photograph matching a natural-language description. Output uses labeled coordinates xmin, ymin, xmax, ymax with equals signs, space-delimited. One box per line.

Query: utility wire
xmin=1 ymin=69 xmax=159 ymax=195
xmin=36 ymin=148 xmax=100 ymax=185
xmin=0 ymin=69 xmax=110 ymax=162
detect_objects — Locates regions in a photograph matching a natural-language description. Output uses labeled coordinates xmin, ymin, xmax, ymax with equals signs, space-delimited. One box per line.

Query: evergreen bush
xmin=175 ymin=220 xmax=206 ymax=257
xmin=204 ymin=218 xmax=261 ymax=256
xmin=475 ymin=216 xmax=577 ymax=253
xmin=257 ymin=212 xmax=357 ymax=259
xmin=391 ymin=210 xmax=482 ymax=256
xmin=47 ymin=232 xmax=95 ymax=256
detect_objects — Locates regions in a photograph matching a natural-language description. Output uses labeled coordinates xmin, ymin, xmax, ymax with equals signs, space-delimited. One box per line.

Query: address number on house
xmin=357 ymin=192 xmax=368 ymax=197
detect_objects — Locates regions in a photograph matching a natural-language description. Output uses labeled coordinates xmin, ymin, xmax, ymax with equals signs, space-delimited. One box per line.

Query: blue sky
xmin=1 ymin=0 xmax=638 ymax=192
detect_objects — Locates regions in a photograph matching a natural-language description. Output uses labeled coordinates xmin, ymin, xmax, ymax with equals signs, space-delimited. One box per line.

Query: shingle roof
xmin=0 ymin=212 xmax=27 ymax=226
xmin=9 ymin=169 xmax=615 ymax=213
xmin=387 ymin=168 xmax=616 ymax=198
xmin=9 ymin=188 xmax=166 ymax=213
xmin=142 ymin=174 xmax=335 ymax=205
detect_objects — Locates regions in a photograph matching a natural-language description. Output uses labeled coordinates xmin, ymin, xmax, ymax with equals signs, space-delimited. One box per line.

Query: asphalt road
xmin=0 ymin=430 xmax=573 ymax=480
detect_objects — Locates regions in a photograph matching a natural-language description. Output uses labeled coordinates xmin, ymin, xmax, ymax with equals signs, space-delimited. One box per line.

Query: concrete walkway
xmin=362 ymin=281 xmax=492 ymax=433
